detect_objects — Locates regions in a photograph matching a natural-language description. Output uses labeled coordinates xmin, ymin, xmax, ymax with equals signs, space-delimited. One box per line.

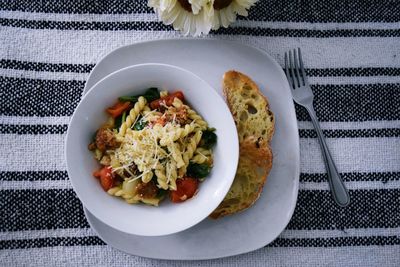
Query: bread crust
xmin=222 ymin=70 xmax=275 ymax=143
xmin=210 ymin=70 xmax=274 ymax=219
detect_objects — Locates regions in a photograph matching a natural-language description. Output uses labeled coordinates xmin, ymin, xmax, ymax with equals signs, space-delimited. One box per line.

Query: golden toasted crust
xmin=209 ymin=142 xmax=272 ymax=219
xmin=222 ymin=70 xmax=275 ymax=143
xmin=240 ymin=136 xmax=273 ymax=171
xmin=210 ymin=70 xmax=274 ymax=219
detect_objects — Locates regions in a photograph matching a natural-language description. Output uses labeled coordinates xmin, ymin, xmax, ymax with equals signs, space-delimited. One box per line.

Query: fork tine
xmin=293 ymin=49 xmax=302 ymax=86
xmin=284 ymin=52 xmax=293 ymax=89
xmin=298 ymin=48 xmax=308 ymax=85
xmin=289 ymin=50 xmax=298 ymax=88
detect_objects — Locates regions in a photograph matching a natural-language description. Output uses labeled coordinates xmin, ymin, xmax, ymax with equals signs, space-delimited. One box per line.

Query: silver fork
xmin=285 ymin=48 xmax=350 ymax=207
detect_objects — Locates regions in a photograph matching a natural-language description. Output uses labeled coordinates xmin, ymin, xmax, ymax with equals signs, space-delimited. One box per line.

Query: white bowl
xmin=65 ymin=63 xmax=239 ymax=236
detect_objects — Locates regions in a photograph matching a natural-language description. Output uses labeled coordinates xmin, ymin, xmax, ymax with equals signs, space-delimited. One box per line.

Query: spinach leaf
xmin=119 ymin=87 xmax=160 ymax=103
xmin=187 ymin=163 xmax=211 ymax=178
xmin=200 ymin=129 xmax=217 ymax=149
xmin=121 ymin=111 xmax=127 ymax=123
xmin=114 ymin=111 xmax=126 ymax=129
xmin=156 ymin=189 xmax=168 ymax=199
xmin=91 ymin=130 xmax=98 ymax=141
xmin=118 ymin=95 xmax=139 ymax=102
xmin=142 ymin=87 xmax=160 ymax=102
xmin=133 ymin=118 xmax=148 ymax=131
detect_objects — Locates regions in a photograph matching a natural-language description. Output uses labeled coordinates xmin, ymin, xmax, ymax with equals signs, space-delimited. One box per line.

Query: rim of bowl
xmin=65 ymin=63 xmax=239 ymax=236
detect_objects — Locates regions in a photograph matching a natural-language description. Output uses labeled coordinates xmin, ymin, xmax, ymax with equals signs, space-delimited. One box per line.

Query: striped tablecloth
xmin=1 ymin=1 xmax=399 ymax=266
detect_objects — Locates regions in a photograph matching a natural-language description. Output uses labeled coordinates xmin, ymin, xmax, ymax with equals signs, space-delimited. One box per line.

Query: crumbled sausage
xmin=123 ymin=164 xmax=138 ymax=178
xmin=164 ymin=107 xmax=189 ymax=125
xmin=88 ymin=142 xmax=96 ymax=151
xmin=95 ymin=128 xmax=118 ymax=152
xmin=136 ymin=180 xmax=158 ymax=199
xmin=174 ymin=107 xmax=189 ymax=125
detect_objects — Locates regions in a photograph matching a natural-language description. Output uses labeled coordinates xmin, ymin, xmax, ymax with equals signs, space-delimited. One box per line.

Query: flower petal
xmin=162 ymin=0 xmax=177 ymax=12
xmin=149 ymin=0 xmax=257 ymax=36
xmin=161 ymin=4 xmax=181 ymax=25
xmin=189 ymin=0 xmax=208 ymax=15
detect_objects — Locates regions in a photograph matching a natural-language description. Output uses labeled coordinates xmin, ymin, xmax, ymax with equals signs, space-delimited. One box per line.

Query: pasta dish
xmin=88 ymin=88 xmax=217 ymax=206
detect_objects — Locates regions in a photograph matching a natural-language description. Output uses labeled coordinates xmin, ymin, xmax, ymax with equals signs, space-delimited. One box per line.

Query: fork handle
xmin=306 ymin=106 xmax=350 ymax=207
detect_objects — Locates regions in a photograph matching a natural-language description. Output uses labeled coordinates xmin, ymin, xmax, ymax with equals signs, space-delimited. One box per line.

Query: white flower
xmin=149 ymin=0 xmax=212 ymax=36
xmin=148 ymin=0 xmax=258 ymax=36
xmin=189 ymin=0 xmax=209 ymax=15
xmin=211 ymin=0 xmax=258 ymax=30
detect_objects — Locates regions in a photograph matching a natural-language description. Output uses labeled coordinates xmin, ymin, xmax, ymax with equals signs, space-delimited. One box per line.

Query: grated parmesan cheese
xmin=113 ymin=122 xmax=185 ymax=182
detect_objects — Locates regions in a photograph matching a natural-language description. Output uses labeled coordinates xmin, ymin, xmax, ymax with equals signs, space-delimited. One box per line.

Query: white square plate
xmin=82 ymin=39 xmax=299 ymax=260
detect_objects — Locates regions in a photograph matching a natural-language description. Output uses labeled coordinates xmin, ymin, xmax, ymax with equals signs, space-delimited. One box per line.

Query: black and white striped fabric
xmin=1 ymin=0 xmax=399 ymax=266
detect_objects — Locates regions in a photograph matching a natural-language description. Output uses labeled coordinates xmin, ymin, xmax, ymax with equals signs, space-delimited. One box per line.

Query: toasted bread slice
xmin=209 ymin=142 xmax=272 ymax=219
xmin=210 ymin=70 xmax=274 ymax=219
xmin=222 ymin=70 xmax=274 ymax=144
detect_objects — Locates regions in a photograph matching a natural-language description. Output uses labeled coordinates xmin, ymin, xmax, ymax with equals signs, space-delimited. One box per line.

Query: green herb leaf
xmin=200 ymin=129 xmax=217 ymax=149
xmin=114 ymin=111 xmax=126 ymax=129
xmin=119 ymin=87 xmax=160 ymax=103
xmin=91 ymin=130 xmax=98 ymax=141
xmin=187 ymin=163 xmax=211 ymax=178
xmin=156 ymin=189 xmax=168 ymax=199
xmin=142 ymin=87 xmax=160 ymax=102
xmin=114 ymin=116 xmax=122 ymax=129
xmin=118 ymin=95 xmax=138 ymax=102
xmin=133 ymin=118 xmax=148 ymax=131
xmin=121 ymin=111 xmax=126 ymax=123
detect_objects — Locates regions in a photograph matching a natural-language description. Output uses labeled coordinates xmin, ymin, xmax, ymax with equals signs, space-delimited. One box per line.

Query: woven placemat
xmin=0 ymin=1 xmax=399 ymax=266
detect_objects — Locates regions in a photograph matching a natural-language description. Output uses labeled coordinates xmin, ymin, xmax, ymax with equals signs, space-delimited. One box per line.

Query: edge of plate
xmin=82 ymin=38 xmax=300 ymax=260
xmin=237 ymin=40 xmax=300 ymax=249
